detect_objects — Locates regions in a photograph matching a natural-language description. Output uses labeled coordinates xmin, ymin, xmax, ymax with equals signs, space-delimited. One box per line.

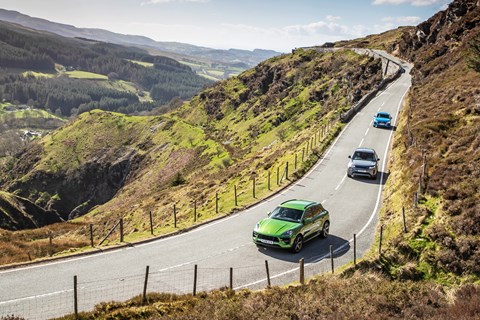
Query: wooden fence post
xmin=193 ymin=264 xmax=198 ymax=296
xmin=295 ymin=153 xmax=298 ymax=169
xmin=49 ymin=232 xmax=53 ymax=257
xmin=268 ymin=171 xmax=271 ymax=191
xmin=302 ymin=148 xmax=305 ymax=162
xmin=119 ymin=218 xmax=124 ymax=242
xmin=379 ymin=225 xmax=384 ymax=256
xmin=276 ymin=167 xmax=280 ymax=185
xmin=253 ymin=178 xmax=256 ymax=198
xmin=354 ymin=233 xmax=357 ymax=267
xmin=149 ymin=211 xmax=154 ymax=235
xmin=234 ymin=185 xmax=238 ymax=206
xmin=194 ymin=200 xmax=197 ymax=222
xmin=142 ymin=266 xmax=150 ymax=305
xmin=74 ymin=275 xmax=78 ymax=319
xmin=330 ymin=245 xmax=334 ymax=274
xmin=402 ymin=207 xmax=407 ymax=233
xmin=230 ymin=267 xmax=233 ymax=290
xmin=265 ymin=260 xmax=271 ymax=287
xmin=90 ymin=224 xmax=94 ymax=247
xmin=285 ymin=162 xmax=289 ymax=180
xmin=173 ymin=204 xmax=177 ymax=228
xmin=215 ymin=192 xmax=219 ymax=213
xmin=299 ymin=258 xmax=305 ymax=285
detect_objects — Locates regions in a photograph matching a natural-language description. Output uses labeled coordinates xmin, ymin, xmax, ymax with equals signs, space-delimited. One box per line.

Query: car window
xmin=353 ymin=151 xmax=375 ymax=161
xmin=271 ymin=207 xmax=303 ymax=222
xmin=304 ymin=207 xmax=315 ymax=220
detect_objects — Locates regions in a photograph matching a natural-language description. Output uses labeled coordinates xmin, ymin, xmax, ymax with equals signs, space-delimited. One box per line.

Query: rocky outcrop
xmin=0 ymin=192 xmax=63 ymax=230
xmin=397 ymin=0 xmax=480 ymax=80
xmin=5 ymin=146 xmax=142 ymax=221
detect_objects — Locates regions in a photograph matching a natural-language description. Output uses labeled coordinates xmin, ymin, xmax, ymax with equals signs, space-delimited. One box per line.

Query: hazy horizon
xmin=0 ymin=0 xmax=452 ymax=52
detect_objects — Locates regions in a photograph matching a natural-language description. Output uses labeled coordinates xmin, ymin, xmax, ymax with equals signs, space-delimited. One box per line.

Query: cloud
xmin=372 ymin=0 xmax=443 ymax=6
xmin=326 ymin=15 xmax=341 ymax=22
xmin=382 ymin=16 xmax=422 ymax=24
xmin=141 ymin=0 xmax=210 ymax=5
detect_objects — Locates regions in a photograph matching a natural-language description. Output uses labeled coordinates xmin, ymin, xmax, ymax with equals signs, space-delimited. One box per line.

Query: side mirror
xmin=267 ymin=211 xmax=271 ymax=217
xmin=377 ymin=158 xmax=380 ymax=161
xmin=348 ymin=155 xmax=351 ymax=159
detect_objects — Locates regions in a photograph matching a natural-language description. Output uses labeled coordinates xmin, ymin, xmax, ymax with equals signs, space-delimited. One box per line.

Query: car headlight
xmin=254 ymin=223 xmax=260 ymax=232
xmin=281 ymin=229 xmax=294 ymax=238
xmin=369 ymin=165 xmax=376 ymax=169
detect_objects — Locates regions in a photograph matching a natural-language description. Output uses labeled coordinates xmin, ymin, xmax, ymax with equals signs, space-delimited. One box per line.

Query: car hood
xmin=257 ymin=218 xmax=300 ymax=236
xmin=351 ymin=159 xmax=376 ymax=167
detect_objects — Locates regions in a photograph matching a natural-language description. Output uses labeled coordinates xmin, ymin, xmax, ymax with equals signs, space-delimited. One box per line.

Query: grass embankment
xmin=0 ymin=48 xmax=377 ymax=265
xmin=52 ymin=273 xmax=479 ymax=320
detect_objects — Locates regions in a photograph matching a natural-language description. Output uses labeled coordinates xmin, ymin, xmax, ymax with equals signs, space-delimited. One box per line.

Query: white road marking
xmin=335 ymin=174 xmax=347 ymax=191
xmin=358 ymin=138 xmax=364 ymax=147
xmin=237 ymin=71 xmax=411 ymax=291
xmin=365 ymin=128 xmax=370 ymax=136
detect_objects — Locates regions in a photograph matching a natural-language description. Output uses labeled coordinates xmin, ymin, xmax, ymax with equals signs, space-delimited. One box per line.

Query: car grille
xmin=354 ymin=165 xmax=371 ymax=169
xmin=256 ymin=234 xmax=278 ymax=242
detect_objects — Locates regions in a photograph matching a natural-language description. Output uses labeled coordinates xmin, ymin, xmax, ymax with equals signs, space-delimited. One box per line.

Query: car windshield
xmin=270 ymin=206 xmax=303 ymax=222
xmin=377 ymin=113 xmax=389 ymax=119
xmin=352 ymin=151 xmax=376 ymax=161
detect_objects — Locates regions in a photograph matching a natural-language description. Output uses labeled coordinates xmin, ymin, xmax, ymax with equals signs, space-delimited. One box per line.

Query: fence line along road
xmin=0 ymin=50 xmax=412 ymax=320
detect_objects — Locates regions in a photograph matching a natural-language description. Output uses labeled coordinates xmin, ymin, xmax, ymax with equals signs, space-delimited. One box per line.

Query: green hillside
xmin=0 ymin=47 xmax=385 ymax=263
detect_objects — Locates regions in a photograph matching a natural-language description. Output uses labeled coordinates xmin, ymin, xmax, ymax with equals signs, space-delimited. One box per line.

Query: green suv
xmin=252 ymin=199 xmax=330 ymax=253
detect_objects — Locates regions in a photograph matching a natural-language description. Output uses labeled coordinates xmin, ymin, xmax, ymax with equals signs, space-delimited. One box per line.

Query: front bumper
xmin=348 ymin=166 xmax=377 ymax=178
xmin=374 ymin=121 xmax=391 ymax=128
xmin=252 ymin=232 xmax=292 ymax=249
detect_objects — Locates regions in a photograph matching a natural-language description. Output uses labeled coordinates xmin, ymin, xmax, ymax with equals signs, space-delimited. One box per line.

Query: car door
xmin=312 ymin=204 xmax=328 ymax=234
xmin=301 ymin=207 xmax=316 ymax=239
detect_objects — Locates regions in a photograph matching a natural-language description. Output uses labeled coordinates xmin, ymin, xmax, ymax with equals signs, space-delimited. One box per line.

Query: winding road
xmin=0 ymin=51 xmax=412 ymax=320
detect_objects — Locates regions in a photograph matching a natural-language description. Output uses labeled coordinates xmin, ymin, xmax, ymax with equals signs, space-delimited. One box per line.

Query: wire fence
xmin=0 ymin=50 xmax=403 ymax=320
xmin=0 ymin=231 xmax=369 ymax=320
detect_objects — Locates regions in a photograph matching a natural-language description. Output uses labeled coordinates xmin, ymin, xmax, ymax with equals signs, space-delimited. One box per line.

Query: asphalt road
xmin=0 ymin=52 xmax=412 ymax=320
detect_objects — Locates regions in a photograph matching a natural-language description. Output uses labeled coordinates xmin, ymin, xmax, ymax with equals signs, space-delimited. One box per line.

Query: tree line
xmin=0 ymin=21 xmax=212 ymax=115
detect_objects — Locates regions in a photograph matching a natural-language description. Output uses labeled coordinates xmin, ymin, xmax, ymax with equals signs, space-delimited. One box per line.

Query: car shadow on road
xmin=349 ymin=171 xmax=390 ymax=185
xmin=256 ymin=235 xmax=350 ymax=263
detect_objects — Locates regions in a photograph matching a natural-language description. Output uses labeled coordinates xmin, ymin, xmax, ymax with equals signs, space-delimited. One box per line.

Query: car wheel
xmin=372 ymin=173 xmax=377 ymax=180
xmin=320 ymin=221 xmax=330 ymax=239
xmin=291 ymin=235 xmax=303 ymax=253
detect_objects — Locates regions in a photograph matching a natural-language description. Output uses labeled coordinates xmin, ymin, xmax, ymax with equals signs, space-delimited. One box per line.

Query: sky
xmin=0 ymin=0 xmax=452 ymax=52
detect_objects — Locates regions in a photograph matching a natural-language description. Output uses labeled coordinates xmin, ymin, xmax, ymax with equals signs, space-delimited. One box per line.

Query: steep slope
xmin=353 ymin=0 xmax=479 ymax=280
xmin=0 ymin=48 xmax=384 ymax=242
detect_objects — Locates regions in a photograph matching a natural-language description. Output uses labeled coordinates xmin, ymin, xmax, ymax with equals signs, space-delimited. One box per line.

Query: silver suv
xmin=347 ymin=148 xmax=379 ymax=179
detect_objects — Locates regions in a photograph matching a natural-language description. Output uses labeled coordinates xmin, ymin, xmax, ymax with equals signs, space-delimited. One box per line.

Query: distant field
xmin=181 ymin=61 xmax=244 ymax=80
xmin=100 ymin=80 xmax=154 ymax=102
xmin=65 ymin=70 xmax=108 ymax=80
xmin=22 ymin=71 xmax=55 ymax=78
xmin=128 ymin=60 xmax=154 ymax=68
xmin=0 ymin=106 xmax=63 ymax=120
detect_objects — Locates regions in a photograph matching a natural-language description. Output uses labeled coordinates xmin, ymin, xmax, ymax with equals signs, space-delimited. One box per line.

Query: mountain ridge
xmin=0 ymin=8 xmax=282 ymax=69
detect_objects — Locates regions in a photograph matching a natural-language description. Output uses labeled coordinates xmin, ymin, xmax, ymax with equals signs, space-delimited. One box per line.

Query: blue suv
xmin=373 ymin=112 xmax=392 ymax=128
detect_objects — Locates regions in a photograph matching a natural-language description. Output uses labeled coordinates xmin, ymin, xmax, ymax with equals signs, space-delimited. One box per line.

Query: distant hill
xmin=0 ymin=20 xmax=212 ymax=117
xmin=0 ymin=8 xmax=282 ymax=78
